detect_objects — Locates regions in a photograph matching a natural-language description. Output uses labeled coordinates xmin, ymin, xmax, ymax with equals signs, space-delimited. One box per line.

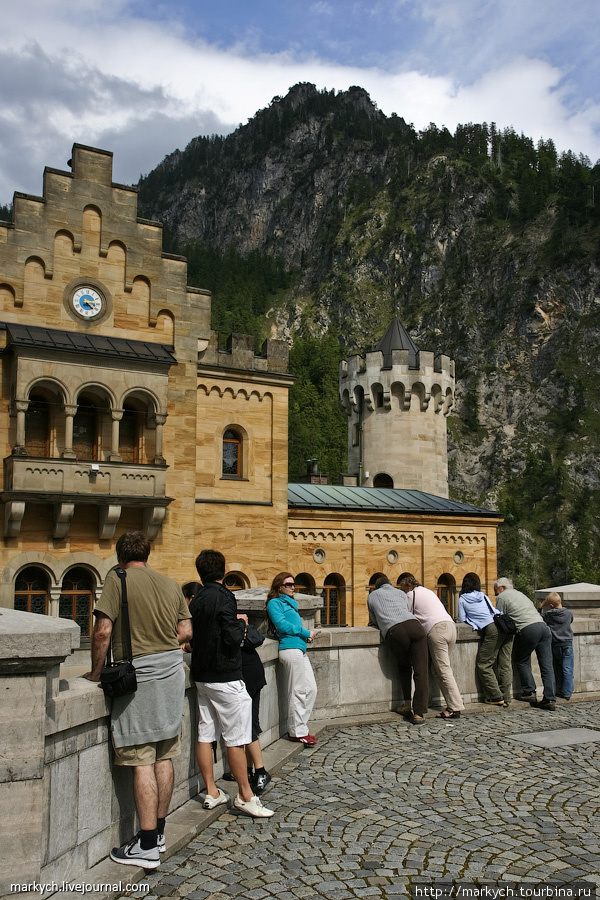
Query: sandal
xmin=437 ymin=709 xmax=460 ymax=719
xmin=396 ymin=704 xmax=412 ymax=718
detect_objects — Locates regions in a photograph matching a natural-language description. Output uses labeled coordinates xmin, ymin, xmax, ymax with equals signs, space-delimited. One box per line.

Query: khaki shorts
xmin=112 ymin=733 xmax=181 ymax=767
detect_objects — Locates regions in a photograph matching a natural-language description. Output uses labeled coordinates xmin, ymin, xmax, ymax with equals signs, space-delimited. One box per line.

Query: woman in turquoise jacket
xmin=267 ymin=572 xmax=318 ymax=746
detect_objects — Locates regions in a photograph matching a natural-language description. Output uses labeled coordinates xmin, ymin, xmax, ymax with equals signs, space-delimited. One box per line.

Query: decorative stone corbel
xmin=99 ymin=504 xmax=122 ymax=540
xmin=53 ymin=503 xmax=75 ymax=540
xmin=4 ymin=500 xmax=26 ymax=538
xmin=143 ymin=506 xmax=166 ymax=541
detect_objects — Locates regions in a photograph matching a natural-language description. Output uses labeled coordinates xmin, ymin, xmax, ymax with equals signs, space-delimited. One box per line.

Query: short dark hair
xmin=196 ymin=549 xmax=226 ymax=583
xmin=461 ymin=573 xmax=481 ymax=594
xmin=373 ymin=575 xmax=391 ymax=590
xmin=116 ymin=531 xmax=151 ymax=565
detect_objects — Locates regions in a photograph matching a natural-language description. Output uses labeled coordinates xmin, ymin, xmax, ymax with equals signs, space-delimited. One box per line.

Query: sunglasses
xmin=283 ymin=581 xmax=295 ymax=587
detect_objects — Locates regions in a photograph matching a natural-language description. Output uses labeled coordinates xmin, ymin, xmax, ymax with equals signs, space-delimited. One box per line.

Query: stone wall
xmin=3 ymin=608 xmax=600 ymax=894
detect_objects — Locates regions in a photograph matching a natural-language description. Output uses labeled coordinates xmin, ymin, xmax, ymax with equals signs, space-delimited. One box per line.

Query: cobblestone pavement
xmin=129 ymin=701 xmax=600 ymax=899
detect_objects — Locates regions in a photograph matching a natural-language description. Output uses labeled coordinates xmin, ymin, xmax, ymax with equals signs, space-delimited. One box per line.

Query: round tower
xmin=339 ymin=318 xmax=455 ymax=498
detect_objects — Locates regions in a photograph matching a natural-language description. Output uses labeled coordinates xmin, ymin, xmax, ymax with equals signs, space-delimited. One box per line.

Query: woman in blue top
xmin=458 ymin=573 xmax=513 ymax=707
xmin=267 ymin=572 xmax=318 ymax=746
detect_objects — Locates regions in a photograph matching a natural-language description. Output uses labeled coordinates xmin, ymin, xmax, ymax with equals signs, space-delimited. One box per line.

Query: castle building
xmin=0 ymin=144 xmax=501 ymax=641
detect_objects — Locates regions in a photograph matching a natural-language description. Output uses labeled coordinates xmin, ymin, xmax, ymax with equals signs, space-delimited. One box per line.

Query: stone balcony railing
xmin=2 ymin=456 xmax=171 ymax=539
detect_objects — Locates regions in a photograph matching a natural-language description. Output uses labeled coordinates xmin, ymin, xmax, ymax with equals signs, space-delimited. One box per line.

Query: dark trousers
xmin=514 ymin=622 xmax=556 ymax=701
xmin=386 ymin=619 xmax=429 ymax=716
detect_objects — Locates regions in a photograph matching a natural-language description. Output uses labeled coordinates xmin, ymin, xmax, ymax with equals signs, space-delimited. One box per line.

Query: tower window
xmin=222 ymin=428 xmax=242 ymax=477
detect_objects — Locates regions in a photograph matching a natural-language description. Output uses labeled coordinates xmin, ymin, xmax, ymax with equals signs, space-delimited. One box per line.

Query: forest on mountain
xmin=137 ymin=83 xmax=600 ymax=592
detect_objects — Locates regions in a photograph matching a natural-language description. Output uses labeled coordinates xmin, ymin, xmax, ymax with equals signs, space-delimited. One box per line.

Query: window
xmin=224 ymin=572 xmax=247 ymax=591
xmin=25 ymin=394 xmax=51 ymax=456
xmin=368 ymin=572 xmax=386 ymax=593
xmin=120 ymin=399 xmax=148 ymax=463
xmin=73 ymin=396 xmax=98 ymax=460
xmin=295 ymin=573 xmax=316 ymax=595
xmin=59 ymin=567 xmax=95 ymax=637
xmin=322 ymin=574 xmax=346 ymax=626
xmin=222 ymin=428 xmax=242 ymax=477
xmin=373 ymin=473 xmax=393 ymax=488
xmin=14 ymin=567 xmax=50 ymax=615
xmin=437 ymin=573 xmax=457 ymax=616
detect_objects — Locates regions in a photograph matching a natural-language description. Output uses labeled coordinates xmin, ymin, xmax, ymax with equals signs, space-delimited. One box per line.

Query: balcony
xmin=3 ymin=456 xmax=172 ymax=540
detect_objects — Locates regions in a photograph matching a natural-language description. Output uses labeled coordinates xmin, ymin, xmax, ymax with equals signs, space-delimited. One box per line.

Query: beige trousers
xmin=427 ymin=620 xmax=464 ymax=712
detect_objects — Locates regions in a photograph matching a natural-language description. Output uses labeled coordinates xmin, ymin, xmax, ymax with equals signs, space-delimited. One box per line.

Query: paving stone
xmin=145 ymin=703 xmax=600 ymax=898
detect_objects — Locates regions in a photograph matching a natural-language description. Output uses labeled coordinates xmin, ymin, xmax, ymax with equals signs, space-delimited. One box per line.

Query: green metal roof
xmin=288 ymin=483 xmax=499 ymax=518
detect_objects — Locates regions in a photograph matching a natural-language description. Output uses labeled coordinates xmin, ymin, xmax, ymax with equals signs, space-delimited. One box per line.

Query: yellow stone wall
xmin=288 ymin=510 xmax=500 ymax=625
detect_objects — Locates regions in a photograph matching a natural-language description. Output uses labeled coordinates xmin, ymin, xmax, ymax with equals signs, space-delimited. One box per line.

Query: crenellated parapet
xmin=199 ymin=330 xmax=289 ymax=375
xmin=339 ymin=319 xmax=455 ymax=497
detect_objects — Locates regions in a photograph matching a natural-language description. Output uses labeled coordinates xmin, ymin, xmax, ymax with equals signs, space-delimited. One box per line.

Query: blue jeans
xmin=514 ymin=622 xmax=556 ymax=702
xmin=552 ymin=641 xmax=574 ymax=698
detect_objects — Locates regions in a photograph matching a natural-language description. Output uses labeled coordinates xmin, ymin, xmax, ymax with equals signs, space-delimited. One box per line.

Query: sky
xmin=1 ymin=0 xmax=599 ymax=206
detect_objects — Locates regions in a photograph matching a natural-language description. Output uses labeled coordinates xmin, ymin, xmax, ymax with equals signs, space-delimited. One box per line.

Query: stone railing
xmin=2 ymin=605 xmax=600 ymax=895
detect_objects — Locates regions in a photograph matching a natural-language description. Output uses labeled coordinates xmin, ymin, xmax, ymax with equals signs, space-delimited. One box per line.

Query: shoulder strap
xmin=410 ymin=590 xmax=416 ymax=614
xmin=115 ymin=567 xmax=134 ymax=662
xmin=483 ymin=595 xmax=496 ymax=616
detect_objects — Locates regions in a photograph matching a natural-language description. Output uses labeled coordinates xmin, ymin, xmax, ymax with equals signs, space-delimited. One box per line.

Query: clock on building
xmin=72 ymin=286 xmax=104 ymax=319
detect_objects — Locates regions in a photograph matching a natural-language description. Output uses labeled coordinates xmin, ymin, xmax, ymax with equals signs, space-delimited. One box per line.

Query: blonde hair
xmin=546 ymin=591 xmax=562 ymax=608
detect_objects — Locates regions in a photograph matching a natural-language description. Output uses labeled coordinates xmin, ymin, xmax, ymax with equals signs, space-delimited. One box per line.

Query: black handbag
xmin=100 ymin=568 xmax=138 ymax=697
xmin=484 ymin=596 xmax=517 ymax=635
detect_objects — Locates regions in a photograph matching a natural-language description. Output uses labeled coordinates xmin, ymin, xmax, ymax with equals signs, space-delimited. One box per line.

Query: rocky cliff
xmin=138 ymin=83 xmax=600 ymax=590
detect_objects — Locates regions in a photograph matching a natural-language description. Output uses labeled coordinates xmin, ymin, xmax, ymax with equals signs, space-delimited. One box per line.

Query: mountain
xmin=137 ymin=83 xmax=600 ymax=591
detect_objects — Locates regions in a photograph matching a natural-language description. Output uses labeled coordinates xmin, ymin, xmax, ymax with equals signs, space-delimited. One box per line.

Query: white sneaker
xmin=110 ymin=835 xmax=160 ymax=868
xmin=157 ymin=833 xmax=166 ymax=853
xmin=234 ymin=795 xmax=274 ymax=818
xmin=203 ymin=788 xmax=229 ymax=810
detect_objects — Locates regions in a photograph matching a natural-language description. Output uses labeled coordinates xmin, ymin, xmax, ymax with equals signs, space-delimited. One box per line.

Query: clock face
xmin=72 ymin=287 xmax=104 ymax=318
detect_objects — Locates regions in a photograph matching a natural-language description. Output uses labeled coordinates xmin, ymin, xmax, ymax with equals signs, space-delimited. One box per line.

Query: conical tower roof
xmin=376 ymin=318 xmax=420 ymax=368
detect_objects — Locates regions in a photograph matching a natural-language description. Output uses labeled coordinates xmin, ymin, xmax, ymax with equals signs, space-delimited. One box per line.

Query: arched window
xmin=25 ymin=394 xmax=51 ymax=456
xmin=295 ymin=572 xmax=316 ymax=595
xmin=120 ymin=400 xmax=144 ymax=463
xmin=437 ymin=573 xmax=457 ymax=616
xmin=373 ymin=473 xmax=393 ymax=488
xmin=222 ymin=428 xmax=242 ymax=477
xmin=368 ymin=572 xmax=386 ymax=593
xmin=59 ymin=567 xmax=95 ymax=637
xmin=322 ymin=574 xmax=346 ymax=626
xmin=372 ymin=384 xmax=384 ymax=409
xmin=73 ymin=396 xmax=98 ymax=460
xmin=224 ymin=571 xmax=248 ymax=591
xmin=14 ymin=566 xmax=50 ymax=615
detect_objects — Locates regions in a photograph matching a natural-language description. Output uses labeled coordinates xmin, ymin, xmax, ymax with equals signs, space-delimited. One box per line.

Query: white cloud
xmin=1 ymin=0 xmax=599 ymax=205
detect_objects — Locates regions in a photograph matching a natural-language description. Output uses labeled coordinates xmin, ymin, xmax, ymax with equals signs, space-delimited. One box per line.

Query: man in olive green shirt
xmin=85 ymin=531 xmax=191 ymax=869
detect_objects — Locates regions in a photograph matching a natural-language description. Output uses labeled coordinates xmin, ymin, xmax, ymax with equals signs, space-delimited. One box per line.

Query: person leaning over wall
xmin=458 ymin=573 xmax=513 ymax=708
xmin=494 ymin=577 xmax=556 ymax=710
xmin=368 ymin=575 xmax=429 ymax=725
xmin=399 ymin=574 xmax=464 ymax=719
xmin=84 ymin=530 xmax=192 ymax=869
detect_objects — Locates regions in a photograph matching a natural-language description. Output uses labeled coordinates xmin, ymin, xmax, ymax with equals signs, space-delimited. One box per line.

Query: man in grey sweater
xmin=494 ymin=577 xmax=556 ymax=710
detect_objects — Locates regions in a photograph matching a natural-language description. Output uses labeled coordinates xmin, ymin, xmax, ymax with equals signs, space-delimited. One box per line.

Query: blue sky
xmin=1 ymin=0 xmax=599 ymax=205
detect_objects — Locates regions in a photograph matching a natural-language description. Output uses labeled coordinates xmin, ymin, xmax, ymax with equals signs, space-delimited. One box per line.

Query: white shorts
xmin=196 ymin=680 xmax=252 ymax=747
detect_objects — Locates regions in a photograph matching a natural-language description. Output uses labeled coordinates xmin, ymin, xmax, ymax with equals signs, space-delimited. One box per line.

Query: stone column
xmin=13 ymin=399 xmax=29 ymax=455
xmin=152 ymin=413 xmax=167 ymax=465
xmin=0 ymin=609 xmax=79 ymax=893
xmin=109 ymin=409 xmax=123 ymax=461
xmin=63 ymin=404 xmax=77 ymax=459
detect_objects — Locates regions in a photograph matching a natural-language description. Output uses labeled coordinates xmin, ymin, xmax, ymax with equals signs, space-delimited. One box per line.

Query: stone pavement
xmin=123 ymin=700 xmax=600 ymax=899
